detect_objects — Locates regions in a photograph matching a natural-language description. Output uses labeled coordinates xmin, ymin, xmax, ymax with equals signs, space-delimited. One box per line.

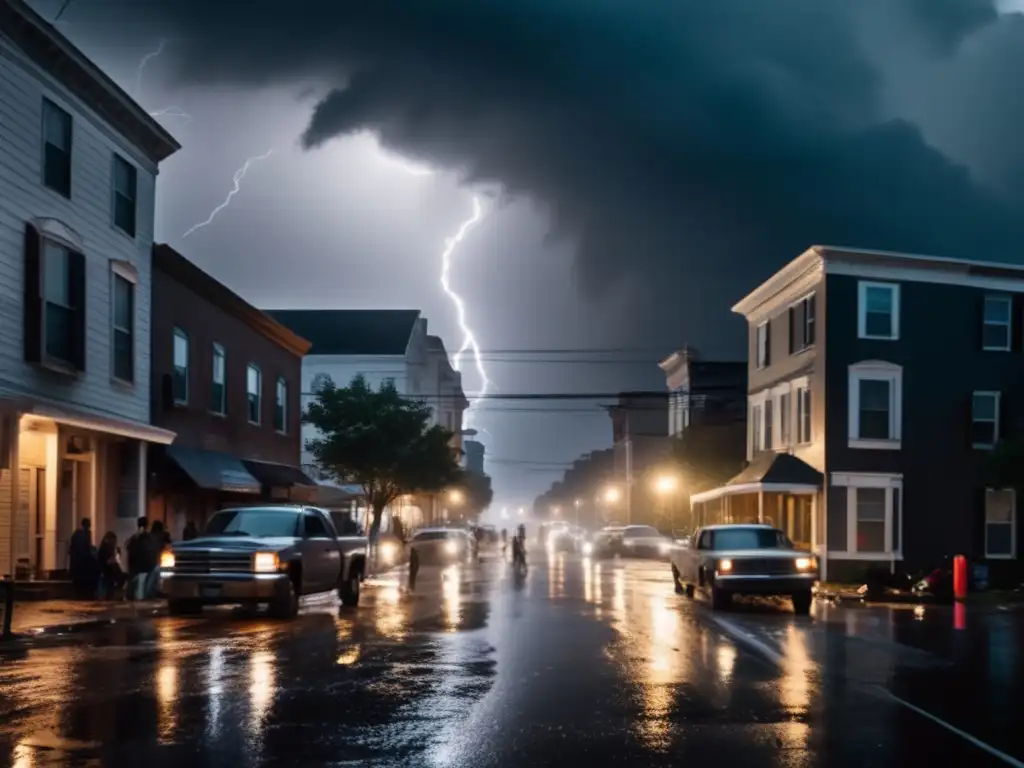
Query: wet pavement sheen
xmin=1 ymin=554 xmax=1022 ymax=767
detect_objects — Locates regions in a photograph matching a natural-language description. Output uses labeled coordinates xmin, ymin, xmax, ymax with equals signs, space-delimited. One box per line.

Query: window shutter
xmin=1013 ymin=295 xmax=1023 ymax=352
xmin=807 ymin=295 xmax=816 ymax=345
xmin=23 ymin=223 xmax=43 ymax=363
xmin=788 ymin=307 xmax=796 ymax=354
xmin=764 ymin=319 xmax=771 ymax=366
xmin=69 ymin=250 xmax=87 ymax=371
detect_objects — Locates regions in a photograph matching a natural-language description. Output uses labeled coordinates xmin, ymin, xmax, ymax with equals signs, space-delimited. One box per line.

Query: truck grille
xmin=729 ymin=557 xmax=799 ymax=576
xmin=173 ymin=551 xmax=253 ymax=574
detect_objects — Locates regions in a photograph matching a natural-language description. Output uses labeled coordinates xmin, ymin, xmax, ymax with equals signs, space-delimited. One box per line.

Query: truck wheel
xmin=270 ymin=576 xmax=299 ymax=619
xmin=792 ymin=590 xmax=813 ymax=616
xmin=685 ymin=584 xmax=695 ymax=600
xmin=710 ymin=580 xmax=732 ymax=610
xmin=339 ymin=565 xmax=362 ymax=608
xmin=672 ymin=565 xmax=684 ymax=594
xmin=167 ymin=599 xmax=201 ymax=616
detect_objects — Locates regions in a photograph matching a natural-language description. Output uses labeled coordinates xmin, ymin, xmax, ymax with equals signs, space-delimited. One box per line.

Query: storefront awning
xmin=22 ymin=401 xmax=176 ymax=444
xmin=242 ymin=459 xmax=316 ymax=489
xmin=690 ymin=453 xmax=823 ymax=504
xmin=166 ymin=445 xmax=262 ymax=493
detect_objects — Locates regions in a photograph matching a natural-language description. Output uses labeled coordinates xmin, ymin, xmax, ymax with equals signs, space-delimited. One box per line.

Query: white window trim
xmin=173 ymin=327 xmax=189 ymax=404
xmin=830 ymin=472 xmax=903 ymax=560
xmin=247 ymin=364 xmax=262 ymax=425
xmin=795 ymin=385 xmax=812 ymax=444
xmin=857 ymin=281 xmax=900 ymax=340
xmin=211 ymin=343 xmax=227 ymax=416
xmin=984 ymin=488 xmax=1017 ymax=560
xmin=275 ymin=376 xmax=288 ymax=434
xmin=756 ymin=321 xmax=769 ymax=369
xmin=982 ymin=295 xmax=1012 ymax=352
xmin=972 ymin=390 xmax=1001 ymax=450
xmin=848 ymin=361 xmax=902 ymax=450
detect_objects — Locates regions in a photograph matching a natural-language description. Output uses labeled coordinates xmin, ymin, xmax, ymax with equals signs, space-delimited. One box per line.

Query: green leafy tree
xmin=304 ymin=374 xmax=462 ymax=538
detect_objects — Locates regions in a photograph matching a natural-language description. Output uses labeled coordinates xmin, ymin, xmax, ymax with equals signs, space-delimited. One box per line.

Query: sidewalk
xmin=1 ymin=599 xmax=164 ymax=638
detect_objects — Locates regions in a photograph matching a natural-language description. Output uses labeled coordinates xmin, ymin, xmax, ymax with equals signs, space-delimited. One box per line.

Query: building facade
xmin=147 ymin=245 xmax=314 ymax=538
xmin=607 ymin=392 xmax=670 ymax=526
xmin=692 ymin=245 xmax=1024 ymax=584
xmin=464 ymin=440 xmax=485 ymax=475
xmin=0 ymin=0 xmax=180 ymax=576
xmin=267 ymin=309 xmax=466 ymax=527
xmin=659 ymin=348 xmax=747 ymax=438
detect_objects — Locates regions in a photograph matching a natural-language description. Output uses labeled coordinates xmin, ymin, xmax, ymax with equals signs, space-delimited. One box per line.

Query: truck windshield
xmin=205 ymin=508 xmax=299 ymax=538
xmin=714 ymin=528 xmax=791 ymax=550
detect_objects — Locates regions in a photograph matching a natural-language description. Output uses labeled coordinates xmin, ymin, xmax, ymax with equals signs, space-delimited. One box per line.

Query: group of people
xmin=67 ymin=515 xmax=199 ymax=600
xmin=500 ymin=524 xmax=528 ymax=568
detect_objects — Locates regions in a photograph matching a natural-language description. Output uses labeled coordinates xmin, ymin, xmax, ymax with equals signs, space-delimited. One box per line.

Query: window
xmin=763 ymin=398 xmax=773 ymax=450
xmin=985 ymin=489 xmax=1016 ymax=559
xmin=848 ymin=362 xmax=902 ymax=448
xmin=751 ymin=403 xmax=763 ymax=452
xmin=304 ymin=513 xmax=329 ymax=538
xmin=972 ymin=391 xmax=1000 ymax=449
xmin=112 ymin=155 xmax=137 ymax=237
xmin=23 ymin=223 xmax=86 ymax=370
xmin=111 ymin=272 xmax=134 ymax=382
xmin=42 ymin=240 xmax=82 ymax=366
xmin=788 ymin=294 xmax=815 ymax=353
xmin=42 ymin=99 xmax=72 ymax=197
xmin=855 ymin=487 xmax=887 ymax=552
xmin=247 ymin=364 xmax=262 ymax=424
xmin=832 ymin=473 xmax=903 ymax=558
xmin=982 ymin=295 xmax=1012 ymax=351
xmin=796 ymin=387 xmax=812 ymax=444
xmin=211 ymin=344 xmax=226 ymax=414
xmin=275 ymin=377 xmax=287 ymax=433
xmin=172 ymin=329 xmax=189 ymax=403
xmin=858 ymin=282 xmax=899 ymax=340
xmin=779 ymin=392 xmax=791 ymax=446
xmin=756 ymin=321 xmax=770 ymax=368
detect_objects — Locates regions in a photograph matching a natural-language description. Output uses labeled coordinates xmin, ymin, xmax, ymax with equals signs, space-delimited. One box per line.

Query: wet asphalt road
xmin=2 ymin=553 xmax=1023 ymax=767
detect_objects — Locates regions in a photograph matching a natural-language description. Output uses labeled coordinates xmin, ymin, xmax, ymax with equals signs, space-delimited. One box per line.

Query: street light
xmin=603 ymin=486 xmax=621 ymax=504
xmin=517 ymin=506 xmax=525 ymax=516
xmin=653 ymin=474 xmax=679 ymax=495
xmin=551 ymin=505 xmax=561 ymax=516
xmin=448 ymin=489 xmax=464 ymax=505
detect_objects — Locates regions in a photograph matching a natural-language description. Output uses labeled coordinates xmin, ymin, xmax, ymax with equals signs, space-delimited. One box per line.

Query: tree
xmin=304 ymin=374 xmax=462 ymax=538
xmin=458 ymin=471 xmax=494 ymax=517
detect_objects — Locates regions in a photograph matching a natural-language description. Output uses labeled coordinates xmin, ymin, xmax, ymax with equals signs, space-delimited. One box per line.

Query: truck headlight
xmin=718 ymin=558 xmax=733 ymax=573
xmin=795 ymin=557 xmax=815 ymax=571
xmin=444 ymin=541 xmax=459 ymax=555
xmin=253 ymin=552 xmax=281 ymax=573
xmin=160 ymin=551 xmax=175 ymax=570
xmin=659 ymin=542 xmax=671 ymax=554
xmin=379 ymin=541 xmax=397 ymax=562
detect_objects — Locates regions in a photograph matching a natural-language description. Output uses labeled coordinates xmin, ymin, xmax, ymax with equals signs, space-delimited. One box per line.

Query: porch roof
xmin=690 ymin=453 xmax=822 ymax=504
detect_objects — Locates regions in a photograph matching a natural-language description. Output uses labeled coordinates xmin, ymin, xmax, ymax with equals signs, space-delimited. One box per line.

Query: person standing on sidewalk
xmin=126 ymin=517 xmax=156 ymax=601
xmin=68 ymin=518 xmax=98 ymax=599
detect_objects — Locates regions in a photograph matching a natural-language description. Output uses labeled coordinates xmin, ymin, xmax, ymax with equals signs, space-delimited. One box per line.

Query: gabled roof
xmin=726 ymin=453 xmax=823 ymax=487
xmin=265 ymin=310 xmax=421 ymax=356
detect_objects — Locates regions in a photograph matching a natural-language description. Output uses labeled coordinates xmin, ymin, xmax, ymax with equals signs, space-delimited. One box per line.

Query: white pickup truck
xmin=669 ymin=523 xmax=818 ymax=615
xmin=159 ymin=504 xmax=368 ymax=618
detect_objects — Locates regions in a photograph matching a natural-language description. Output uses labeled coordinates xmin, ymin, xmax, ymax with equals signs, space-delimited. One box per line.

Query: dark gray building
xmin=659 ymin=349 xmax=747 ymax=437
xmin=691 ymin=245 xmax=1023 ymax=585
xmin=464 ymin=439 xmax=485 ymax=475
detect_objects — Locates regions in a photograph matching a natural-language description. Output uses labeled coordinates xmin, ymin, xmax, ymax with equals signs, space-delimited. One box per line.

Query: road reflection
xmin=156 ymin=621 xmax=178 ymax=744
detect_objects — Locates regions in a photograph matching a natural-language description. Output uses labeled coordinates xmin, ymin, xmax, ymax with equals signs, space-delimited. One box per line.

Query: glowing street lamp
xmin=603 ymin=486 xmax=621 ymax=504
xmin=517 ymin=506 xmax=525 ymax=516
xmin=448 ymin=489 xmax=465 ymax=505
xmin=653 ymin=474 xmax=679 ymax=495
xmin=551 ymin=505 xmax=561 ymax=516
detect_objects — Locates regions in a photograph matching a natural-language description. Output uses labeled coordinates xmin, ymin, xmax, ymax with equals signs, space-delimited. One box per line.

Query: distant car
xmin=472 ymin=525 xmax=500 ymax=555
xmin=409 ymin=528 xmax=478 ymax=565
xmin=160 ymin=505 xmax=368 ymax=618
xmin=589 ymin=526 xmax=626 ymax=557
xmin=670 ymin=524 xmax=818 ymax=615
xmin=620 ymin=525 xmax=674 ymax=560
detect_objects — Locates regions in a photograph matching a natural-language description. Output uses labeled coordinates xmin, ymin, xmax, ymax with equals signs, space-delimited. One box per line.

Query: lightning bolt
xmin=440 ymin=195 xmax=491 ymax=425
xmin=135 ymin=39 xmax=166 ymax=96
xmin=182 ymin=150 xmax=274 ymax=238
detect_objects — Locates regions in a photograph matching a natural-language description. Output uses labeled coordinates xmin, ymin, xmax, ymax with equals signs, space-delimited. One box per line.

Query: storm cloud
xmin=69 ymin=0 xmax=1024 ymax=350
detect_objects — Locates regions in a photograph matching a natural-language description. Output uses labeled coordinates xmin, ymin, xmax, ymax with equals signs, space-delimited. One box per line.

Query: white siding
xmin=0 ymin=36 xmax=157 ymax=423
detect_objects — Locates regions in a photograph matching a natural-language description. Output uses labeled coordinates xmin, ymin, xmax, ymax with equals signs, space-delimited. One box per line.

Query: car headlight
xmin=795 ymin=556 xmax=815 ymax=571
xmin=582 ymin=542 xmax=594 ymax=556
xmin=253 ymin=552 xmax=281 ymax=573
xmin=159 ymin=551 xmax=175 ymax=570
xmin=379 ymin=541 xmax=397 ymax=561
xmin=659 ymin=542 xmax=671 ymax=554
xmin=718 ymin=558 xmax=733 ymax=573
xmin=444 ymin=540 xmax=459 ymax=555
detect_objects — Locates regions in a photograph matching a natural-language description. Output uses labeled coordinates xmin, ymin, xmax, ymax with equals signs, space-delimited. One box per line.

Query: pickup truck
xmin=159 ymin=504 xmax=368 ymax=618
xmin=669 ymin=523 xmax=818 ymax=615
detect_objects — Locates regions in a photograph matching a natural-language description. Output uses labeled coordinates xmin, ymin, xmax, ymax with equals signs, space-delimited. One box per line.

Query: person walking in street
xmin=182 ymin=520 xmax=199 ymax=541
xmin=144 ymin=521 xmax=171 ymax=598
xmin=126 ymin=517 xmax=155 ymax=601
xmin=68 ymin=518 xmax=98 ymax=599
xmin=96 ymin=532 xmax=126 ymax=599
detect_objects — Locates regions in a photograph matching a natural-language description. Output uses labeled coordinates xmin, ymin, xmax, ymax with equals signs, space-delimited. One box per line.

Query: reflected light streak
xmin=583 ymin=558 xmax=593 ymax=603
xmin=716 ymin=643 xmax=737 ymax=684
xmin=206 ymin=645 xmax=226 ymax=738
xmin=776 ymin=625 xmax=812 ymax=750
xmin=442 ymin=565 xmax=462 ymax=631
xmin=337 ymin=646 xmax=362 ymax=666
xmin=635 ymin=595 xmax=683 ymax=751
xmin=612 ymin=567 xmax=626 ymax=630
xmin=155 ymin=619 xmax=179 ymax=744
xmin=249 ymin=650 xmax=275 ymax=736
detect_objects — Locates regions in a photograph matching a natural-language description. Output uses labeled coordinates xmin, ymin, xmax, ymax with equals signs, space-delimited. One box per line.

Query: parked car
xmin=409 ymin=528 xmax=478 ymax=565
xmin=590 ymin=526 xmax=626 ymax=557
xmin=159 ymin=505 xmax=368 ymax=618
xmin=620 ymin=525 xmax=674 ymax=559
xmin=670 ymin=524 xmax=818 ymax=614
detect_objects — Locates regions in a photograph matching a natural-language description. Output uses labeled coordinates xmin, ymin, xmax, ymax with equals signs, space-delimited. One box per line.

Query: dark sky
xmin=39 ymin=0 xmax=1024 ymax=511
